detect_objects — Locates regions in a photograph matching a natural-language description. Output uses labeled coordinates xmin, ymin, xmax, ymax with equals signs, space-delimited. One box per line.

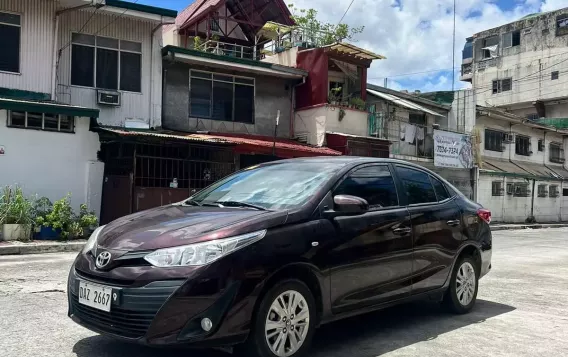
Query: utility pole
xmin=272 ymin=110 xmax=280 ymax=156
xmin=452 ymin=0 xmax=456 ymax=91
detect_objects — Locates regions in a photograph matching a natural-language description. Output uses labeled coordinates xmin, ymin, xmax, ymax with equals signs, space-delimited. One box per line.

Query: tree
xmin=287 ymin=4 xmax=364 ymax=46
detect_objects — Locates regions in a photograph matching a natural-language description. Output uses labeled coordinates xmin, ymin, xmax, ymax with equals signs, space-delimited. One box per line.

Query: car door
xmin=326 ymin=164 xmax=413 ymax=314
xmin=393 ymin=165 xmax=464 ymax=295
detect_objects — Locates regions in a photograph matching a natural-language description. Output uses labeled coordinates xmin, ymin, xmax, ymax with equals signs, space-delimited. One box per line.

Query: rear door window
xmin=430 ymin=176 xmax=450 ymax=201
xmin=395 ymin=166 xmax=437 ymax=205
xmin=334 ymin=165 xmax=399 ymax=209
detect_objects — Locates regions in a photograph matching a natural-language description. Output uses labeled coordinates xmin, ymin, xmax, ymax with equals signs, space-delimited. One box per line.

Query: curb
xmin=491 ymin=224 xmax=568 ymax=231
xmin=0 ymin=241 xmax=85 ymax=256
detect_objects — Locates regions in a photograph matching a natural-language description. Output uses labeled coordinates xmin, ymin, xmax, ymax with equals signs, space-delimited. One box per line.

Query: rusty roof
xmin=322 ymin=42 xmax=386 ymax=61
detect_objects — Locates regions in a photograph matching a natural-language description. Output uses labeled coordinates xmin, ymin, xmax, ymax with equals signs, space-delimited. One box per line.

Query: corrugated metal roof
xmin=99 ymin=129 xmax=341 ymax=156
xmin=323 ymin=42 xmax=386 ymax=61
xmin=367 ymin=89 xmax=446 ymax=117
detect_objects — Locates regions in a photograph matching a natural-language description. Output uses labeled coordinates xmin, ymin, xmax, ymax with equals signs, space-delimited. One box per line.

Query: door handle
xmin=392 ymin=227 xmax=412 ymax=235
xmin=447 ymin=220 xmax=461 ymax=227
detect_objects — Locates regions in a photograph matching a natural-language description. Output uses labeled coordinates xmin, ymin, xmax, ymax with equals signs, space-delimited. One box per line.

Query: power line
xmin=452 ymin=0 xmax=456 ymax=91
xmin=338 ymin=0 xmax=357 ymax=25
xmin=91 ymin=0 xmax=141 ymax=37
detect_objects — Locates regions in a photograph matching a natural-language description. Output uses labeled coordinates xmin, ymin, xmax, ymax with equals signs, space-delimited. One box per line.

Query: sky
xmin=138 ymin=0 xmax=568 ymax=92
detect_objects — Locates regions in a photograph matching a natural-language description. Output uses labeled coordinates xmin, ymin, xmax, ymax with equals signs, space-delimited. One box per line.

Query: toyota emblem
xmin=95 ymin=251 xmax=112 ymax=269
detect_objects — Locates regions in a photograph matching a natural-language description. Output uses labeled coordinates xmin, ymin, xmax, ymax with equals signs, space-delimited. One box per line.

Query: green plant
xmin=328 ymin=87 xmax=342 ymax=103
xmin=193 ymin=36 xmax=203 ymax=50
xmin=31 ymin=196 xmax=52 ymax=221
xmin=70 ymin=204 xmax=98 ymax=239
xmin=350 ymin=97 xmax=366 ymax=110
xmin=0 ymin=185 xmax=34 ymax=225
xmin=36 ymin=194 xmax=74 ymax=240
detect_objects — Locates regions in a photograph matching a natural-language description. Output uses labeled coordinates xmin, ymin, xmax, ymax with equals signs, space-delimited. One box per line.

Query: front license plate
xmin=78 ymin=280 xmax=112 ymax=312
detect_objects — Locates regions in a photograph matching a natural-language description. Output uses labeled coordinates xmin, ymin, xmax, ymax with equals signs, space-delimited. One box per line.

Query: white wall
xmin=0 ymin=110 xmax=104 ymax=217
xmin=0 ymin=0 xmax=56 ymax=95
xmin=56 ymin=9 xmax=161 ymax=128
xmin=294 ymin=105 xmax=368 ymax=147
xmin=449 ymin=89 xmax=476 ymax=133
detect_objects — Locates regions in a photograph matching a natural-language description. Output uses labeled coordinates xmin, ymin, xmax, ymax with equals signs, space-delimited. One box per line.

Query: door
xmin=100 ymin=175 xmax=132 ymax=225
xmin=327 ymin=164 xmax=413 ymax=314
xmin=394 ymin=165 xmax=464 ymax=295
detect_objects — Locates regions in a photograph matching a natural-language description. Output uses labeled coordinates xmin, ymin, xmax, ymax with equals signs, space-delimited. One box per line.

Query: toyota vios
xmin=68 ymin=157 xmax=492 ymax=357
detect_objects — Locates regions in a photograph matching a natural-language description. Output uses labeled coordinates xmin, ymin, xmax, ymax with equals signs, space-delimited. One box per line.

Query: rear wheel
xmin=443 ymin=256 xmax=479 ymax=314
xmin=238 ymin=280 xmax=316 ymax=357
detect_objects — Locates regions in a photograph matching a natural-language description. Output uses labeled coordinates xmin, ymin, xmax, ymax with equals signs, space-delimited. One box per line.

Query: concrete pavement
xmin=1 ymin=228 xmax=568 ymax=356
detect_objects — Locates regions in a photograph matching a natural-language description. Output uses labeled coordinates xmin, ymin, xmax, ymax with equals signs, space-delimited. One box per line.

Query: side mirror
xmin=333 ymin=195 xmax=369 ymax=215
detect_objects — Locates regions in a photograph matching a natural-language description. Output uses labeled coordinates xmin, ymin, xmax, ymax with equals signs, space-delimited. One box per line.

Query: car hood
xmin=97 ymin=205 xmax=287 ymax=251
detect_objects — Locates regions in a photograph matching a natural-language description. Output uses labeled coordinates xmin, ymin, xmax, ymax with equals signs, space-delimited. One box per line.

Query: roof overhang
xmin=367 ymin=89 xmax=446 ymax=117
xmin=322 ymin=42 xmax=385 ymax=68
xmin=162 ymin=46 xmax=307 ymax=79
xmin=104 ymin=0 xmax=177 ymax=21
xmin=0 ymin=98 xmax=99 ymax=118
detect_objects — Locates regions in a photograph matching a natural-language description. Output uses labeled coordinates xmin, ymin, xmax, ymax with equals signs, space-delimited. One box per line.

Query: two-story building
xmin=0 ymin=0 xmax=177 ymax=220
xmin=461 ymin=7 xmax=568 ymax=222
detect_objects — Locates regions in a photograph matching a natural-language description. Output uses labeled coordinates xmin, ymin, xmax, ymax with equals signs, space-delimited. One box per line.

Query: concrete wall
xmin=449 ymin=89 xmax=476 ymax=133
xmin=477 ymin=174 xmax=565 ymax=223
xmin=472 ymin=8 xmax=568 ymax=107
xmin=56 ymin=9 xmax=162 ymax=128
xmin=162 ymin=62 xmax=293 ymax=137
xmin=0 ymin=0 xmax=56 ymax=95
xmin=0 ymin=110 xmax=104 ymax=217
xmin=294 ymin=105 xmax=367 ymax=147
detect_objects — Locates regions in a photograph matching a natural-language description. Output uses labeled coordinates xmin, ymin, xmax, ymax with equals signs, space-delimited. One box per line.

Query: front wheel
xmin=238 ymin=280 xmax=316 ymax=357
xmin=443 ymin=256 xmax=479 ymax=314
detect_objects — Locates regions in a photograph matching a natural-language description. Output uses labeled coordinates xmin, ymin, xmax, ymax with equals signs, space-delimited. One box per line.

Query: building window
xmin=492 ymin=181 xmax=504 ymax=196
xmin=515 ymin=135 xmax=531 ymax=156
xmin=210 ymin=12 xmax=220 ymax=32
xmin=552 ymin=71 xmax=559 ymax=80
xmin=485 ymin=129 xmax=505 ymax=152
xmin=482 ymin=36 xmax=499 ymax=59
xmin=550 ymin=185 xmax=560 ymax=198
xmin=549 ymin=142 xmax=564 ymax=163
xmin=492 ymin=78 xmax=512 ymax=94
xmin=409 ymin=113 xmax=426 ymax=125
xmin=190 ymin=70 xmax=255 ymax=124
xmin=557 ymin=14 xmax=568 ymax=36
xmin=0 ymin=11 xmax=21 ymax=73
xmin=563 ymin=188 xmax=568 ymax=197
xmin=538 ymin=139 xmax=544 ymax=152
xmin=71 ymin=33 xmax=142 ymax=92
xmin=506 ymin=183 xmax=514 ymax=195
xmin=527 ymin=113 xmax=539 ymax=121
xmin=513 ymin=182 xmax=530 ymax=197
xmin=538 ymin=184 xmax=548 ymax=197
xmin=7 ymin=111 xmax=75 ymax=133
xmin=503 ymin=30 xmax=521 ymax=48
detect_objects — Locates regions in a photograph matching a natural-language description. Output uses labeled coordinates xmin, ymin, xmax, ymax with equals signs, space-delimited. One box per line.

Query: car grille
xmin=70 ymin=295 xmax=155 ymax=338
xmin=69 ymin=278 xmax=185 ymax=339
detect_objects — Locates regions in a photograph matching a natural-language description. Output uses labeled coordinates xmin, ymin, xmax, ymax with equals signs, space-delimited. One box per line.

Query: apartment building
xmin=461 ymin=7 xmax=568 ymax=222
xmin=0 ymin=0 xmax=176 ymax=218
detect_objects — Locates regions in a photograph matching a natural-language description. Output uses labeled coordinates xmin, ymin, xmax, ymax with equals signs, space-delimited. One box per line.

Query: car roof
xmin=261 ymin=156 xmax=435 ymax=171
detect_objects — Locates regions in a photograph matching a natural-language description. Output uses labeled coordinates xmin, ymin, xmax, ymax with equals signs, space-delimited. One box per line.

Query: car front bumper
xmin=67 ymin=256 xmax=254 ymax=347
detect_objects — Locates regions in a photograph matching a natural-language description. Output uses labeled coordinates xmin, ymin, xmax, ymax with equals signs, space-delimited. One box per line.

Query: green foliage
xmin=350 ymin=96 xmax=366 ymax=110
xmin=71 ymin=204 xmax=98 ymax=239
xmin=288 ymin=4 xmax=364 ymax=45
xmin=193 ymin=36 xmax=203 ymax=50
xmin=329 ymin=86 xmax=343 ymax=103
xmin=35 ymin=194 xmax=74 ymax=239
xmin=0 ymin=185 xmax=34 ymax=225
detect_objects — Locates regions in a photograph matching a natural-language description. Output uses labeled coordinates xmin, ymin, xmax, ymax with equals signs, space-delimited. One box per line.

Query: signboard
xmin=434 ymin=130 xmax=473 ymax=169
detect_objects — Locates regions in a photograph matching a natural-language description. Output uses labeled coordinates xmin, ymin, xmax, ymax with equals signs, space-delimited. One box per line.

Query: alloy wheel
xmin=456 ymin=261 xmax=476 ymax=306
xmin=265 ymin=290 xmax=310 ymax=357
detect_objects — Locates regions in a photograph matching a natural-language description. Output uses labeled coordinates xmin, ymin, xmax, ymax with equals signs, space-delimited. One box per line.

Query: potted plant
xmin=69 ymin=204 xmax=98 ymax=239
xmin=0 ymin=185 xmax=33 ymax=241
xmin=31 ymin=196 xmax=53 ymax=239
xmin=35 ymin=194 xmax=73 ymax=240
xmin=350 ymin=97 xmax=366 ymax=111
xmin=329 ymin=87 xmax=342 ymax=105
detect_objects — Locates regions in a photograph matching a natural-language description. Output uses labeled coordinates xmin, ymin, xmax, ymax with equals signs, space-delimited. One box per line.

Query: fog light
xmin=201 ymin=318 xmax=213 ymax=332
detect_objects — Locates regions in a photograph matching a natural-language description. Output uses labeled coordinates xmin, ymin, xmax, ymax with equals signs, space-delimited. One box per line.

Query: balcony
xmin=369 ymin=113 xmax=434 ymax=159
xmin=197 ymin=40 xmax=260 ymax=60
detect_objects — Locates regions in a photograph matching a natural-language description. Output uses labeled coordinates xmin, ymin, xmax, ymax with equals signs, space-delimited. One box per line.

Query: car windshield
xmin=189 ymin=162 xmax=341 ymax=210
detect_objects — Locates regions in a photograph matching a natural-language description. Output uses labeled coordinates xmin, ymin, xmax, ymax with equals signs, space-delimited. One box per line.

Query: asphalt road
xmin=1 ymin=228 xmax=568 ymax=357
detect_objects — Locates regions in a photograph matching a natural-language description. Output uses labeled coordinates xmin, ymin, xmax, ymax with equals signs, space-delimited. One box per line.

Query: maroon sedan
xmin=68 ymin=157 xmax=492 ymax=357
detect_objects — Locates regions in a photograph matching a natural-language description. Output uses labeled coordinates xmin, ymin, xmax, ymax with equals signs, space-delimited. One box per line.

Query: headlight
xmin=144 ymin=230 xmax=267 ymax=267
xmin=82 ymin=225 xmax=106 ymax=254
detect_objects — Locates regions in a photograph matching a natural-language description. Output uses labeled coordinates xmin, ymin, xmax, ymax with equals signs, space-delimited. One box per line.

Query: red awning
xmin=193 ymin=133 xmax=342 ymax=158
xmin=98 ymin=128 xmax=341 ymax=158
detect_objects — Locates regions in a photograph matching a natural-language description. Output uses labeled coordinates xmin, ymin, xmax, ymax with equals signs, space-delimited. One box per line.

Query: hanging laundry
xmin=400 ymin=123 xmax=406 ymax=141
xmin=405 ymin=124 xmax=417 ymax=144
xmin=415 ymin=126 xmax=425 ymax=141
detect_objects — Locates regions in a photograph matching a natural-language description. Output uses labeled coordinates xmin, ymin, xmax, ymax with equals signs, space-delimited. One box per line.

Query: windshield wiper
xmin=182 ymin=199 xmax=202 ymax=206
xmin=215 ymin=201 xmax=268 ymax=211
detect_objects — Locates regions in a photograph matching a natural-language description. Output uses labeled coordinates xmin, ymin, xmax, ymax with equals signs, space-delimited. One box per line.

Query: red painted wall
xmin=295 ymin=48 xmax=329 ymax=109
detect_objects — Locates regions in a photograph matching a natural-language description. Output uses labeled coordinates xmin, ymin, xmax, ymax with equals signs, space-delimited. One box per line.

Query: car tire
xmin=237 ymin=279 xmax=317 ymax=357
xmin=443 ymin=256 xmax=479 ymax=314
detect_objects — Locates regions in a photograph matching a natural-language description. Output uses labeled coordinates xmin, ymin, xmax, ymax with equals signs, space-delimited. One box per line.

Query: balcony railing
xmin=198 ymin=40 xmax=260 ymax=60
xmin=368 ymin=113 xmax=434 ymax=159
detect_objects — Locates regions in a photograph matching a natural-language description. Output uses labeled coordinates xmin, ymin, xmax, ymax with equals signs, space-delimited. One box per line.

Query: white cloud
xmin=287 ymin=0 xmax=561 ymax=92
xmin=541 ymin=0 xmax=568 ymax=12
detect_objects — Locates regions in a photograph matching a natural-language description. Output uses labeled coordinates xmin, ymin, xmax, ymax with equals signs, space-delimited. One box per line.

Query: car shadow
xmin=72 ymin=299 xmax=514 ymax=357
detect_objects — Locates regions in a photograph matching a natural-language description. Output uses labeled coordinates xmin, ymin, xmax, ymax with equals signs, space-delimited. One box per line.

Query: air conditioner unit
xmin=503 ymin=133 xmax=514 ymax=143
xmin=97 ymin=90 xmax=121 ymax=106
